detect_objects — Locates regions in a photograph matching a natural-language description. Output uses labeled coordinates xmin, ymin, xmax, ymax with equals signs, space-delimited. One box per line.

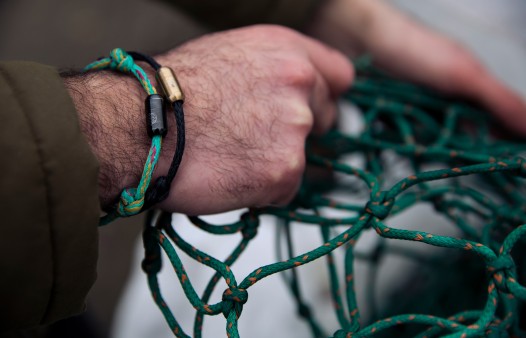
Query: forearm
xmin=63 ymin=26 xmax=352 ymax=216
xmin=63 ymin=71 xmax=152 ymax=209
xmin=62 ymin=53 xmax=191 ymax=212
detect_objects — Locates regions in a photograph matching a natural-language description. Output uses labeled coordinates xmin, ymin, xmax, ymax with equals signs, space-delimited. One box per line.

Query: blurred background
xmin=1 ymin=0 xmax=526 ymax=337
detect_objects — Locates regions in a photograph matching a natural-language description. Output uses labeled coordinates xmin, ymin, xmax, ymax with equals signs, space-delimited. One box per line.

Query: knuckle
xmin=281 ymin=60 xmax=316 ymax=89
xmin=297 ymin=111 xmax=314 ymax=131
xmin=286 ymin=150 xmax=306 ymax=178
xmin=264 ymin=147 xmax=305 ymax=206
xmin=272 ymin=149 xmax=305 ymax=185
xmin=287 ymin=101 xmax=314 ymax=131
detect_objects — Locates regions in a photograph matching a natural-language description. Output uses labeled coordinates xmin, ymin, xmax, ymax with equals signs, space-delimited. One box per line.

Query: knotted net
xmin=141 ymin=60 xmax=526 ymax=338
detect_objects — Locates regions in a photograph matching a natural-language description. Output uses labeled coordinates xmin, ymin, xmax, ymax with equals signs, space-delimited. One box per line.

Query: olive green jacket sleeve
xmin=0 ymin=62 xmax=99 ymax=332
xmin=162 ymin=0 xmax=323 ymax=31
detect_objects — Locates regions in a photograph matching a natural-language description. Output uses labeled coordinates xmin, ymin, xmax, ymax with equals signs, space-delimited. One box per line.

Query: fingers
xmin=275 ymin=45 xmax=345 ymax=134
xmin=286 ymin=33 xmax=352 ymax=134
xmin=297 ymin=33 xmax=355 ymax=96
xmin=309 ymin=71 xmax=338 ymax=134
xmin=285 ymin=65 xmax=338 ymax=135
xmin=300 ymin=40 xmax=349 ymax=134
xmin=252 ymin=25 xmax=352 ymax=134
xmin=388 ymin=22 xmax=526 ymax=134
xmin=442 ymin=53 xmax=526 ymax=133
xmin=349 ymin=0 xmax=526 ymax=134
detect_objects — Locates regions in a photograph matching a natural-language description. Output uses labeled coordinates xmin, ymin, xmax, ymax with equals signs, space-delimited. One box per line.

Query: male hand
xmin=66 ymin=25 xmax=353 ymax=215
xmin=308 ymin=0 xmax=526 ymax=133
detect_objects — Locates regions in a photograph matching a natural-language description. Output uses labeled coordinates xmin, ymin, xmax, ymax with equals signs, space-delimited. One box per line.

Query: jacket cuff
xmin=161 ymin=0 xmax=323 ymax=31
xmin=0 ymin=62 xmax=99 ymax=331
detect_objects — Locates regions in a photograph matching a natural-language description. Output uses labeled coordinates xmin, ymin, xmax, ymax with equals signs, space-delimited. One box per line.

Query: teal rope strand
xmin=84 ymin=48 xmax=162 ymax=224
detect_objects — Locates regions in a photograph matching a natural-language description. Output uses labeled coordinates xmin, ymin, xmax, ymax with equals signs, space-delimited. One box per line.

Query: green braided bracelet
xmin=84 ymin=48 xmax=165 ymax=225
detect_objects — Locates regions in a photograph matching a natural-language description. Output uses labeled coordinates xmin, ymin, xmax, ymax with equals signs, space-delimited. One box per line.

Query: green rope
xmin=141 ymin=60 xmax=526 ymax=338
xmin=84 ymin=48 xmax=162 ymax=225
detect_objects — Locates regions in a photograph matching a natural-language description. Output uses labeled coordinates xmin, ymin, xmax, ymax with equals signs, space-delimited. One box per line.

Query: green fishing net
xmin=141 ymin=60 xmax=526 ymax=338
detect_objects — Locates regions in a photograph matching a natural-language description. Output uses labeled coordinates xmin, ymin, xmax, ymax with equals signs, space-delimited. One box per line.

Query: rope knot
xmin=488 ymin=255 xmax=515 ymax=293
xmin=222 ymin=287 xmax=248 ymax=318
xmin=365 ymin=192 xmax=394 ymax=220
xmin=118 ymin=188 xmax=144 ymax=216
xmin=488 ymin=255 xmax=515 ymax=274
xmin=109 ymin=48 xmax=135 ymax=73
xmin=241 ymin=211 xmax=259 ymax=240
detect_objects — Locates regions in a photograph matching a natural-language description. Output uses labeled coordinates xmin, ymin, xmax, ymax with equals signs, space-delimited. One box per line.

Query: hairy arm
xmin=64 ymin=25 xmax=353 ymax=214
xmin=63 ymin=71 xmax=156 ymax=209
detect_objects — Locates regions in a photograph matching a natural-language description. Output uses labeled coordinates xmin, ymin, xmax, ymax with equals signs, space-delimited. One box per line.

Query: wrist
xmin=63 ymin=70 xmax=151 ymax=209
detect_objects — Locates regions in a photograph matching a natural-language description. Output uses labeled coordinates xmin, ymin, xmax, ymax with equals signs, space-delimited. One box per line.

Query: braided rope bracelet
xmin=127 ymin=51 xmax=186 ymax=210
xmin=84 ymin=48 xmax=185 ymax=225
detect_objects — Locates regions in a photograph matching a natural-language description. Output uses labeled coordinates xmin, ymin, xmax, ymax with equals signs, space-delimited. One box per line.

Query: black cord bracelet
xmin=129 ymin=51 xmax=187 ymax=208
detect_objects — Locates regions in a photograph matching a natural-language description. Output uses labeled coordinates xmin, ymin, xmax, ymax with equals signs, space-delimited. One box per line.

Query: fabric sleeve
xmin=160 ymin=0 xmax=323 ymax=31
xmin=0 ymin=62 xmax=99 ymax=332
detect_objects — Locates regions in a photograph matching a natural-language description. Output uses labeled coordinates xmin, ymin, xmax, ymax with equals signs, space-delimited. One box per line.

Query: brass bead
xmin=156 ymin=66 xmax=184 ymax=103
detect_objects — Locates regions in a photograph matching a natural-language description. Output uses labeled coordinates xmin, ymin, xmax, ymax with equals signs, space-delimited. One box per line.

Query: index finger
xmin=297 ymin=33 xmax=355 ymax=96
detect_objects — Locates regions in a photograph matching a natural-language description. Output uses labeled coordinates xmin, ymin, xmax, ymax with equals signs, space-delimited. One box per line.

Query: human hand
xmin=66 ymin=25 xmax=353 ymax=215
xmin=308 ymin=0 xmax=526 ymax=133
